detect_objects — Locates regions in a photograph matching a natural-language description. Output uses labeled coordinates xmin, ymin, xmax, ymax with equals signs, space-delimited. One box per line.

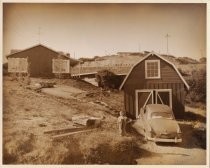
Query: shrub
xmin=95 ymin=70 xmax=124 ymax=89
xmin=186 ymin=69 xmax=206 ymax=103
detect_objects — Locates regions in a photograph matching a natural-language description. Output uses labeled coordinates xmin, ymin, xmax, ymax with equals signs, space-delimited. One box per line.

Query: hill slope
xmin=72 ymin=52 xmax=204 ymax=76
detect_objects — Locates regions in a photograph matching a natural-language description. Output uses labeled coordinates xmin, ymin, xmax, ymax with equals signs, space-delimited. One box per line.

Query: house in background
xmin=119 ymin=52 xmax=190 ymax=119
xmin=6 ymin=44 xmax=78 ymax=78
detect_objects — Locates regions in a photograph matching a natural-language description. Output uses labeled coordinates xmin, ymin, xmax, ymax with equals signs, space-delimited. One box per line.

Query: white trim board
xmin=135 ymin=89 xmax=154 ymax=118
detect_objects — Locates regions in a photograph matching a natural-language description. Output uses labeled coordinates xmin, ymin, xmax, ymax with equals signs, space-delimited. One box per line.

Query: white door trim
xmin=135 ymin=89 xmax=172 ymax=118
xmin=155 ymin=89 xmax=172 ymax=108
xmin=135 ymin=89 xmax=154 ymax=118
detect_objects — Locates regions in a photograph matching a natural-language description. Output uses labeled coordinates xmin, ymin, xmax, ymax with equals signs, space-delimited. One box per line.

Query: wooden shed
xmin=119 ymin=52 xmax=190 ymax=119
xmin=6 ymin=44 xmax=78 ymax=78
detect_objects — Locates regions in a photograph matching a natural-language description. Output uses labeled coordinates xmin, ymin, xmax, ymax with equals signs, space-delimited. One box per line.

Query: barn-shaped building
xmin=6 ymin=44 xmax=78 ymax=78
xmin=119 ymin=52 xmax=190 ymax=119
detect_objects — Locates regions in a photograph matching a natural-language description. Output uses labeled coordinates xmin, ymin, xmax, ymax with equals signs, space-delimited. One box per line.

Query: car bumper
xmin=147 ymin=136 xmax=182 ymax=143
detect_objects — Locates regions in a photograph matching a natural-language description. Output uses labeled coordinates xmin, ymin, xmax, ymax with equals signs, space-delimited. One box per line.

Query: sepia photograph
xmin=1 ymin=2 xmax=208 ymax=166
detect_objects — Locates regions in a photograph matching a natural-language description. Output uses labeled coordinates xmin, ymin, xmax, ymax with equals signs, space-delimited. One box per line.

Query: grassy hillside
xmin=72 ymin=52 xmax=205 ymax=76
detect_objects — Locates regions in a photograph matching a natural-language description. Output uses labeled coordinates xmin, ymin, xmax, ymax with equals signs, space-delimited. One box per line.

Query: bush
xmin=95 ymin=70 xmax=124 ymax=89
xmin=186 ymin=69 xmax=206 ymax=103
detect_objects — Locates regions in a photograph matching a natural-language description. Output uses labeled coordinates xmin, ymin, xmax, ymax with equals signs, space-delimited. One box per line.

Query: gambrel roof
xmin=119 ymin=52 xmax=190 ymax=90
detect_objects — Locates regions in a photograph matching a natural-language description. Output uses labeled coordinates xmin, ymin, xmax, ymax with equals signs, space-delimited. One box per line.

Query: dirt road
xmin=3 ymin=77 xmax=206 ymax=164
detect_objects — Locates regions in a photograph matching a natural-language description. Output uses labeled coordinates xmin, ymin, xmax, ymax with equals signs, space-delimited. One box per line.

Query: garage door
xmin=135 ymin=90 xmax=154 ymax=118
xmin=135 ymin=89 xmax=172 ymax=118
xmin=156 ymin=89 xmax=172 ymax=107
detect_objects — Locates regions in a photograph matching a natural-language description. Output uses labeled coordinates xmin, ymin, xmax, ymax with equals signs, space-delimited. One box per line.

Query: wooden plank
xmin=146 ymin=83 xmax=150 ymax=89
xmin=129 ymin=95 xmax=133 ymax=116
xmin=44 ymin=127 xmax=86 ymax=134
xmin=180 ymin=83 xmax=184 ymax=104
xmin=124 ymin=92 xmax=126 ymax=112
xmin=177 ymin=83 xmax=181 ymax=103
xmin=154 ymin=83 xmax=157 ymax=89
xmin=163 ymin=83 xmax=167 ymax=89
xmin=125 ymin=92 xmax=129 ymax=112
xmin=157 ymin=83 xmax=160 ymax=89
xmin=132 ymin=95 xmax=136 ymax=117
xmin=52 ymin=129 xmax=96 ymax=139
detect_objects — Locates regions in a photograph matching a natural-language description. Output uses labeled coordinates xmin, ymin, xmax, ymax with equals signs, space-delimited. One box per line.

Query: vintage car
xmin=139 ymin=104 xmax=182 ymax=143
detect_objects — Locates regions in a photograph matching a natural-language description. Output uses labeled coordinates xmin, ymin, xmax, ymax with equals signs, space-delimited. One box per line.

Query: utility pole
xmin=79 ymin=61 xmax=81 ymax=78
xmin=58 ymin=54 xmax=62 ymax=84
xmin=67 ymin=53 xmax=71 ymax=76
xmin=138 ymin=43 xmax=141 ymax=53
xmin=105 ymin=50 xmax=110 ymax=56
xmin=200 ymin=49 xmax=203 ymax=58
xmin=165 ymin=33 xmax=170 ymax=56
xmin=38 ymin=27 xmax=41 ymax=44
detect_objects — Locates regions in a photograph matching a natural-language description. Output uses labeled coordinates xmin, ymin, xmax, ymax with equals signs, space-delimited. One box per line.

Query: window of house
xmin=52 ymin=59 xmax=70 ymax=73
xmin=8 ymin=58 xmax=28 ymax=73
xmin=145 ymin=60 xmax=160 ymax=79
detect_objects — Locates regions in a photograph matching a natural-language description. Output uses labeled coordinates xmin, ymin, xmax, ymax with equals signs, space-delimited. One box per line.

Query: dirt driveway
xmin=42 ymin=85 xmax=86 ymax=99
xmin=132 ymin=106 xmax=206 ymax=165
xmin=134 ymin=121 xmax=206 ymax=165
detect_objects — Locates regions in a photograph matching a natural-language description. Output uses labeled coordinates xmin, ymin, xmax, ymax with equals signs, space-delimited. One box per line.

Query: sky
xmin=3 ymin=3 xmax=206 ymax=62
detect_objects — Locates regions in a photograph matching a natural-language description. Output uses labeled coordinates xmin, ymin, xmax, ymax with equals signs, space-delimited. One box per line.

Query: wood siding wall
xmin=7 ymin=45 xmax=69 ymax=77
xmin=123 ymin=55 xmax=186 ymax=118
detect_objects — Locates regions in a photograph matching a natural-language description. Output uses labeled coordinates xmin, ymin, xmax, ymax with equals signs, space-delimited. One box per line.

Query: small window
xmin=8 ymin=58 xmax=28 ymax=73
xmin=145 ymin=60 xmax=160 ymax=79
xmin=52 ymin=59 xmax=69 ymax=73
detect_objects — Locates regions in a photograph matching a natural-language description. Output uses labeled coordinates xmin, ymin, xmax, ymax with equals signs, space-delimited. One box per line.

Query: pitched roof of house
xmin=119 ymin=52 xmax=190 ymax=90
xmin=6 ymin=44 xmax=79 ymax=66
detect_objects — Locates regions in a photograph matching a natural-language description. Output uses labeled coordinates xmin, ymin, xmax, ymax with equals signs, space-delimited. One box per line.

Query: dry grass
xmin=3 ymin=77 xmax=137 ymax=164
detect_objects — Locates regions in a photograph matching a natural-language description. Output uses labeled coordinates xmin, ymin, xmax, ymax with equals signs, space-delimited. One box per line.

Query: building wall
xmin=7 ymin=45 xmax=69 ymax=77
xmin=123 ymin=55 xmax=186 ymax=118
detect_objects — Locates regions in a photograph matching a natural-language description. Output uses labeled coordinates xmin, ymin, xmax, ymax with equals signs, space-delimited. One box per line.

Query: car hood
xmin=149 ymin=118 xmax=179 ymax=134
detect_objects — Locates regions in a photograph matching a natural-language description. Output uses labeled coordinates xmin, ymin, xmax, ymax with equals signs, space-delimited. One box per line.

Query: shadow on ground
xmin=180 ymin=111 xmax=206 ymax=123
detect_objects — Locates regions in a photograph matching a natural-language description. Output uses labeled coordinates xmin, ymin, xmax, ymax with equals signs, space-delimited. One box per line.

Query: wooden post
xmin=79 ymin=61 xmax=81 ymax=78
xmin=58 ymin=54 xmax=62 ymax=83
xmin=69 ymin=54 xmax=71 ymax=77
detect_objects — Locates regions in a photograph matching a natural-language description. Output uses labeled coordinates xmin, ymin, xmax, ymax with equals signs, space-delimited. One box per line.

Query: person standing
xmin=117 ymin=111 xmax=127 ymax=136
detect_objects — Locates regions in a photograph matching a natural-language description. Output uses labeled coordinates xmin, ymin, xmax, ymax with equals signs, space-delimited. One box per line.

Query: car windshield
xmin=151 ymin=112 xmax=173 ymax=119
